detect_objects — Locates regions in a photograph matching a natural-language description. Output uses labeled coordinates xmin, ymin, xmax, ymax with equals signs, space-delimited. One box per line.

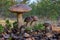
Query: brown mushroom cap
xmin=31 ymin=16 xmax=38 ymax=21
xmin=9 ymin=4 xmax=32 ymax=13
xmin=24 ymin=17 xmax=33 ymax=22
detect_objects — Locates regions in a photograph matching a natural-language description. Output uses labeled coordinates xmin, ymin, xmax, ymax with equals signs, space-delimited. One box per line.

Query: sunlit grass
xmin=0 ymin=20 xmax=16 ymax=26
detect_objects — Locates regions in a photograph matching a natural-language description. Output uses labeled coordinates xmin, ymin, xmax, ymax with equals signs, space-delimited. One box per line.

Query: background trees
xmin=26 ymin=0 xmax=60 ymax=20
xmin=0 ymin=0 xmax=17 ymax=19
xmin=0 ymin=0 xmax=60 ymax=20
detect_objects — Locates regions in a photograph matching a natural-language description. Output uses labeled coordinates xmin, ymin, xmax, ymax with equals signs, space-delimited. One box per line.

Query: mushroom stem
xmin=17 ymin=13 xmax=24 ymax=28
xmin=30 ymin=21 xmax=34 ymax=26
xmin=26 ymin=22 xmax=28 ymax=26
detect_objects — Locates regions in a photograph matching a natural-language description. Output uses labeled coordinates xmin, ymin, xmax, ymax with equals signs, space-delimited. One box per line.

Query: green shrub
xmin=25 ymin=24 xmax=45 ymax=31
xmin=13 ymin=21 xmax=18 ymax=28
xmin=25 ymin=27 xmax=33 ymax=31
xmin=33 ymin=24 xmax=45 ymax=31
xmin=5 ymin=20 xmax=12 ymax=30
xmin=0 ymin=24 xmax=4 ymax=33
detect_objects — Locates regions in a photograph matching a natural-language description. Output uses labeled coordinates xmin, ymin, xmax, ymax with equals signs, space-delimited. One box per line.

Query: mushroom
xmin=24 ymin=16 xmax=33 ymax=26
xmin=30 ymin=16 xmax=39 ymax=26
xmin=9 ymin=4 xmax=32 ymax=28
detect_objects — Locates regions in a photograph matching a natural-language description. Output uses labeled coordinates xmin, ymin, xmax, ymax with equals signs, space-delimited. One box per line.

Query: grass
xmin=0 ymin=20 xmax=16 ymax=26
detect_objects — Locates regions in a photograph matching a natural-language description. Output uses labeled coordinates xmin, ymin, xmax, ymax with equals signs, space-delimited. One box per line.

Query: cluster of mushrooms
xmin=24 ymin=16 xmax=38 ymax=26
xmin=9 ymin=4 xmax=38 ymax=28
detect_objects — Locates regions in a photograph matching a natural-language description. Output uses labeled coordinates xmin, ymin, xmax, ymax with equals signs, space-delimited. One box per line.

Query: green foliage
xmin=0 ymin=24 xmax=4 ymax=33
xmin=5 ymin=20 xmax=12 ymax=29
xmin=6 ymin=19 xmax=10 ymax=23
xmin=13 ymin=21 xmax=18 ymax=28
xmin=33 ymin=24 xmax=45 ymax=31
xmin=25 ymin=24 xmax=45 ymax=31
xmin=0 ymin=0 xmax=60 ymax=20
xmin=24 ymin=0 xmax=60 ymax=20
xmin=25 ymin=27 xmax=33 ymax=31
xmin=0 ymin=0 xmax=17 ymax=18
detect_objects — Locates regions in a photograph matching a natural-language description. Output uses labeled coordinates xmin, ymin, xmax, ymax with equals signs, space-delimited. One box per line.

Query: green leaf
xmin=0 ymin=24 xmax=4 ymax=33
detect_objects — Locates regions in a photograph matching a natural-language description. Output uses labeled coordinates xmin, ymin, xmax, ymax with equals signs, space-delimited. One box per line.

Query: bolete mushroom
xmin=30 ymin=16 xmax=39 ymax=25
xmin=9 ymin=4 xmax=32 ymax=28
xmin=24 ymin=16 xmax=33 ymax=26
